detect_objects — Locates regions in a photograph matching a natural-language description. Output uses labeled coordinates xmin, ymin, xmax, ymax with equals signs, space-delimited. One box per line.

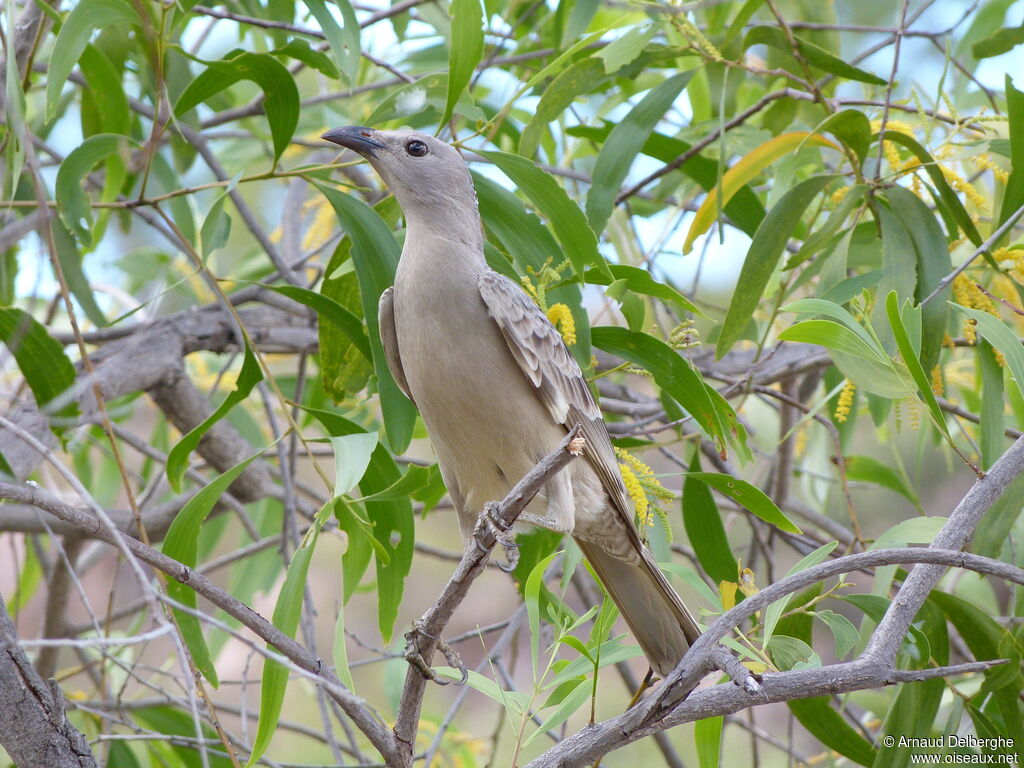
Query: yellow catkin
xmin=871 ymin=118 xmax=915 ymax=172
xmin=973 ymin=153 xmax=1009 ymax=185
xmin=908 ymin=398 xmax=921 ymax=430
xmin=834 ymin=380 xmax=856 ymax=423
xmin=830 ymin=186 xmax=850 ymax=205
xmin=668 ymin=320 xmax=700 ymax=349
xmin=953 ymin=273 xmax=997 ymax=343
xmin=930 ymin=365 xmax=944 ymax=396
xmin=994 ymin=348 xmax=1007 ymax=367
xmin=942 ymin=166 xmax=988 ymax=210
xmin=619 ymin=463 xmax=649 ymax=527
xmin=546 ymin=303 xmax=576 ymax=346
xmin=794 ymin=425 xmax=808 ymax=458
xmin=670 ymin=10 xmax=723 ymax=61
xmin=994 ymin=247 xmax=1024 ymax=284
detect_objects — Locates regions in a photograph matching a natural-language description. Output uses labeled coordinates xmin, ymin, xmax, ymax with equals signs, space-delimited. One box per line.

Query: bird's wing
xmin=477 ymin=270 xmax=640 ymax=536
xmin=378 ymin=286 xmax=414 ymax=404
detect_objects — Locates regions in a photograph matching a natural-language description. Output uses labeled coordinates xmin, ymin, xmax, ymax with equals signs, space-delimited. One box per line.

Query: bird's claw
xmin=474 ymin=502 xmax=520 ymax=572
xmin=404 ymin=620 xmax=467 ymax=685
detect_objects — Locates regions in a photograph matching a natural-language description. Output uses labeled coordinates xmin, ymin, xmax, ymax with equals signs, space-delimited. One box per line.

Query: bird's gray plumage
xmin=323 ymin=125 xmax=701 ymax=676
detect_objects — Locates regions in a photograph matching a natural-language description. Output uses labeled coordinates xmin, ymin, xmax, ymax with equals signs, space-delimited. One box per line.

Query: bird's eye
xmin=405 ymin=139 xmax=429 ymax=157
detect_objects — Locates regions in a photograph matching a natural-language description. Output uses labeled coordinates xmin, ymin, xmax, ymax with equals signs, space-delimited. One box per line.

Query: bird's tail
xmin=575 ymin=539 xmax=701 ymax=677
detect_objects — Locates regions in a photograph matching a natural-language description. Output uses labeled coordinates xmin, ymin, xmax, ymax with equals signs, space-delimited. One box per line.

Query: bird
xmin=322 ymin=126 xmax=701 ymax=677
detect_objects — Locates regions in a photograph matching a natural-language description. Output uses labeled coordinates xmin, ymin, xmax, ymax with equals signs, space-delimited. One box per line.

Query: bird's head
xmin=322 ymin=127 xmax=479 ymax=241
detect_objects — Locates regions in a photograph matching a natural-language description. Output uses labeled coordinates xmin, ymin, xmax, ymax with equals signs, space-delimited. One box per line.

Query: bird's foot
xmin=403 ymin=620 xmax=467 ymax=686
xmin=474 ymin=501 xmax=520 ymax=572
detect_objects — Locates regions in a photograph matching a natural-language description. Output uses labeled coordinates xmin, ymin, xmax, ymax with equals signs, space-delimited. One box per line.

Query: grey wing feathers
xmin=378 ymin=286 xmax=414 ymax=403
xmin=477 ymin=270 xmax=638 ymax=538
xmin=477 ymin=270 xmax=598 ymax=424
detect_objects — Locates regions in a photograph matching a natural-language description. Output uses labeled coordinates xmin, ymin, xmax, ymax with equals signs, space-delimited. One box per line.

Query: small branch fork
xmin=391 ymin=426 xmax=585 ymax=763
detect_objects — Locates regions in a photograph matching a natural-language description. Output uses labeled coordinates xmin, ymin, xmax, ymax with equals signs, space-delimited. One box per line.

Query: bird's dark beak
xmin=321 ymin=126 xmax=387 ymax=158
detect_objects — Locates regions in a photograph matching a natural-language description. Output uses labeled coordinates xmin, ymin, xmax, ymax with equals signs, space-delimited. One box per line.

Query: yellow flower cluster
xmin=871 ymin=118 xmax=915 ymax=172
xmin=546 ymin=303 xmax=576 ymax=346
xmin=952 ymin=273 xmax=996 ymax=343
xmin=930 ymin=365 xmax=944 ymax=397
xmin=995 ymin=247 xmax=1024 ymax=284
xmin=614 ymin=447 xmax=675 ymax=531
xmin=834 ymin=380 xmax=856 ymax=423
xmin=941 ymin=167 xmax=987 ymax=211
xmin=268 ymin=197 xmax=336 ymax=253
xmin=520 ymin=258 xmax=570 ymax=314
xmin=830 ymin=186 xmax=850 ymax=206
xmin=973 ymin=153 xmax=1009 ymax=185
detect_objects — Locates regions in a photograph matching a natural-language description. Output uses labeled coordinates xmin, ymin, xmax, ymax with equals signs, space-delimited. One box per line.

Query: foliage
xmin=0 ymin=0 xmax=1023 ymax=766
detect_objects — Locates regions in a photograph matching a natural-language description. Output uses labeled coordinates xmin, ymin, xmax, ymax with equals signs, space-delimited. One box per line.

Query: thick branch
xmin=0 ymin=595 xmax=96 ymax=768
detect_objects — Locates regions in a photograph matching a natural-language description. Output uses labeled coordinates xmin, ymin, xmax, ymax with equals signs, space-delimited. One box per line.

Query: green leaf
xmin=332 ymin=598 xmax=354 ymax=693
xmin=46 ymin=0 xmax=141 ymax=120
xmin=166 ymin=344 xmax=263 ymax=492
xmin=582 ymin=264 xmax=701 ymax=316
xmin=585 ymin=70 xmax=694 ymax=234
xmin=595 ymin=24 xmax=656 ymax=72
xmin=845 ymin=454 xmax=921 ymax=508
xmin=354 ymin=463 xmax=433 ymax=503
xmin=972 ymin=23 xmax=1024 ymax=58
xmin=0 ymin=308 xmax=78 ymax=428
xmin=766 ymin=635 xmax=818 ymax=669
xmin=314 ymin=183 xmax=417 ymax=453
xmin=591 ymin=326 xmax=747 ymax=456
xmin=880 ymin=186 xmax=951 ymax=373
xmin=271 ymin=39 xmax=339 ymax=79
xmin=682 ymin=450 xmax=736 ymax=584
xmin=51 ymin=219 xmax=107 ymax=327
xmin=745 ymin=25 xmax=886 ymax=84
xmin=778 ymin=319 xmax=884 ymax=362
xmin=997 ymin=75 xmax=1024 ymax=232
xmin=568 ymin=123 xmax=766 ymax=237
xmin=763 ymin=541 xmax=837 ymax=643
xmin=304 ymin=0 xmax=359 ymax=85
xmin=199 ymin=184 xmax=235 ymax=259
xmin=78 ymin=44 xmax=130 ymax=137
xmin=248 ymin=503 xmax=330 ymax=767
xmin=330 ymin=432 xmax=378 ymax=497
xmin=162 ymin=451 xmax=263 ymax=686
xmin=789 ymin=697 xmax=876 ymax=766
xmin=868 ymin=516 xmax=947 ymax=550
xmin=694 ymin=716 xmax=724 ymax=768
xmin=523 ymin=679 xmax=591 ymax=747
xmin=526 ymin=551 xmax=560 ymax=676
xmin=261 ymin=283 xmax=372 ymax=361
xmin=717 ymin=175 xmax=833 ymax=357
xmin=175 ymin=51 xmax=299 ymax=164
xmin=479 ymin=150 xmax=609 ymax=279
xmin=814 ymin=610 xmax=859 ymax=658
xmin=819 ymin=110 xmax=872 ymax=164
xmin=684 ymin=472 xmax=801 ymax=535
xmin=442 ymin=0 xmax=484 ymax=126
xmin=55 ymin=133 xmax=132 ymax=246
xmin=520 ymin=57 xmax=608 ymax=158
xmin=953 ymin=304 xmax=1024 ymax=404
xmin=299 ymin=406 xmax=413 ymax=640
xmin=978 ymin=341 xmax=1007 ymax=470
xmin=886 ymin=292 xmax=952 ymax=441
xmin=879 ymin=131 xmax=984 ymax=250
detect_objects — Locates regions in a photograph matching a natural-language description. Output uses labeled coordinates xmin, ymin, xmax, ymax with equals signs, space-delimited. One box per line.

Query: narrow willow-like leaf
xmin=953 ymin=304 xmax=1024 ymax=403
xmin=717 ymin=175 xmax=832 ymax=357
xmin=442 ymin=0 xmax=484 ymax=126
xmin=683 ymin=132 xmax=838 ymax=253
xmin=479 ymin=150 xmax=610 ymax=279
xmin=520 ymin=57 xmax=607 ymax=158
xmin=263 ymin=283 xmax=371 ymax=361
xmin=788 ymin=698 xmax=876 ymax=766
xmin=166 ymin=343 xmax=263 ymax=492
xmin=844 ymin=455 xmax=921 ymax=508
xmin=682 ymin=451 xmax=736 ymax=584
xmin=744 ymin=26 xmax=886 ymax=84
xmin=978 ymin=341 xmax=1006 ymax=469
xmin=0 ymin=308 xmax=78 ymax=428
xmin=55 ymin=134 xmax=133 ymax=246
xmin=175 ymin=51 xmax=299 ymax=164
xmin=694 ymin=716 xmax=723 ymax=768
xmin=585 ymin=70 xmax=693 ymax=235
xmin=684 ymin=472 xmax=801 ymax=535
xmin=305 ymin=0 xmax=359 ymax=85
xmin=46 ymin=0 xmax=141 ymax=119
xmin=314 ymin=182 xmax=417 ymax=454
xmin=162 ymin=451 xmax=263 ymax=686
